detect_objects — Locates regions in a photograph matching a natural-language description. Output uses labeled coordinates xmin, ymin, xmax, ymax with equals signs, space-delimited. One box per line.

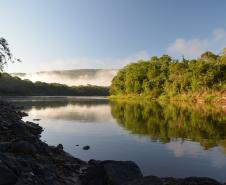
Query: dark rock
xmin=80 ymin=160 xmax=143 ymax=185
xmin=57 ymin=144 xmax=64 ymax=150
xmin=11 ymin=140 xmax=36 ymax=154
xmin=79 ymin=162 xmax=107 ymax=185
xmin=0 ymin=142 xmax=11 ymax=152
xmin=33 ymin=119 xmax=41 ymax=121
xmin=25 ymin=122 xmax=43 ymax=137
xmin=82 ymin=146 xmax=90 ymax=150
xmin=125 ymin=176 xmax=162 ymax=185
xmin=181 ymin=177 xmax=222 ymax=185
xmin=103 ymin=161 xmax=143 ymax=185
xmin=20 ymin=112 xmax=28 ymax=117
xmin=162 ymin=177 xmax=181 ymax=185
xmin=0 ymin=162 xmax=18 ymax=185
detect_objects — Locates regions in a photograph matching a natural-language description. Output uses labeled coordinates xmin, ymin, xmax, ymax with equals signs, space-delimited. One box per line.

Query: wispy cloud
xmin=166 ymin=141 xmax=226 ymax=168
xmin=44 ymin=50 xmax=150 ymax=70
xmin=6 ymin=50 xmax=151 ymax=73
xmin=166 ymin=28 xmax=226 ymax=59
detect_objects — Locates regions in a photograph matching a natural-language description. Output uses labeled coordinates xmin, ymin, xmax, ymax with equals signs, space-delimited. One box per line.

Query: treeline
xmin=110 ymin=49 xmax=226 ymax=98
xmin=0 ymin=73 xmax=109 ymax=96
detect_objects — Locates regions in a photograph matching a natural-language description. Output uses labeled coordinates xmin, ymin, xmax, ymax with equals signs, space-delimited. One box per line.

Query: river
xmin=3 ymin=96 xmax=226 ymax=181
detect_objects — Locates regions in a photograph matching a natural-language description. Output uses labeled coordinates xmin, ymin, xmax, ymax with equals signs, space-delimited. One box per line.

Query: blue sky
xmin=1 ymin=0 xmax=226 ymax=72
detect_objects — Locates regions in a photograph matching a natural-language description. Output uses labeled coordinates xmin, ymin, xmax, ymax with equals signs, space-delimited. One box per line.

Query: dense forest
xmin=110 ymin=49 xmax=226 ymax=101
xmin=0 ymin=73 xmax=109 ymax=96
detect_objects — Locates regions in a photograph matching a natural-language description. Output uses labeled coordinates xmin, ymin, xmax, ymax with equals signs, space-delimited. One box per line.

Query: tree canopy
xmin=0 ymin=73 xmax=109 ymax=96
xmin=110 ymin=48 xmax=226 ymax=97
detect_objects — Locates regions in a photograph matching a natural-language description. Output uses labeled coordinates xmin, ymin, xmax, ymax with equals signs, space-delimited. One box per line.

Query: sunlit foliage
xmin=110 ymin=49 xmax=226 ymax=97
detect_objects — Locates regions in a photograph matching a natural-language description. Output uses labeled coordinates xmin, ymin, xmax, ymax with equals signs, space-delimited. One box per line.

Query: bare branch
xmin=0 ymin=38 xmax=20 ymax=71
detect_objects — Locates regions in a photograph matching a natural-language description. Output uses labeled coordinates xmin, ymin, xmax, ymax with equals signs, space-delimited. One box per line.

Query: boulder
xmin=56 ymin=144 xmax=64 ymax=150
xmin=181 ymin=177 xmax=222 ymax=185
xmin=11 ymin=140 xmax=36 ymax=154
xmin=82 ymin=146 xmax=90 ymax=150
xmin=0 ymin=142 xmax=11 ymax=152
xmin=103 ymin=161 xmax=143 ymax=185
xmin=80 ymin=160 xmax=143 ymax=185
xmin=0 ymin=162 xmax=18 ymax=185
xmin=125 ymin=176 xmax=162 ymax=185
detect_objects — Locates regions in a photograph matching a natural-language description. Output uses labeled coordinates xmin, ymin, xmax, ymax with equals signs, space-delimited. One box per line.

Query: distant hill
xmin=11 ymin=69 xmax=117 ymax=86
xmin=0 ymin=73 xmax=109 ymax=96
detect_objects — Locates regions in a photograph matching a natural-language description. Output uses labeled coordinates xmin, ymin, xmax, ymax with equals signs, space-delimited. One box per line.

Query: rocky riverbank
xmin=0 ymin=101 xmax=225 ymax=185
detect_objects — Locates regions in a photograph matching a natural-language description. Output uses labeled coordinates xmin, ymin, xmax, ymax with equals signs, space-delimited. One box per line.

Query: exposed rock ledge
xmin=0 ymin=101 xmax=225 ymax=185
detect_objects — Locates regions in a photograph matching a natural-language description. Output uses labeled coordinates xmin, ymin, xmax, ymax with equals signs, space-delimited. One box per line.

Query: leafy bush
xmin=110 ymin=50 xmax=226 ymax=97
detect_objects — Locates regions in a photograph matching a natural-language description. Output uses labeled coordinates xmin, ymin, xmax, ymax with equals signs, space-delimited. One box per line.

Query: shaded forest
xmin=0 ymin=73 xmax=109 ymax=96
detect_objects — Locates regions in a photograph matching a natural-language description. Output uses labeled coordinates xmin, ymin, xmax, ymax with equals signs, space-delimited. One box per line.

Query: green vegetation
xmin=0 ymin=38 xmax=109 ymax=96
xmin=0 ymin=73 xmax=109 ymax=96
xmin=110 ymin=100 xmax=226 ymax=150
xmin=110 ymin=49 xmax=226 ymax=102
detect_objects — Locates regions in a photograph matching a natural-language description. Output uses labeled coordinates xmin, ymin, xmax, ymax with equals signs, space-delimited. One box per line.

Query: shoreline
xmin=0 ymin=100 xmax=225 ymax=185
xmin=108 ymin=92 xmax=226 ymax=105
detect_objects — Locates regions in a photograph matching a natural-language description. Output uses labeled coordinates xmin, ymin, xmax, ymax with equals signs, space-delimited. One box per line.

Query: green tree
xmin=110 ymin=47 xmax=226 ymax=97
xmin=0 ymin=38 xmax=20 ymax=71
xmin=200 ymin=51 xmax=218 ymax=62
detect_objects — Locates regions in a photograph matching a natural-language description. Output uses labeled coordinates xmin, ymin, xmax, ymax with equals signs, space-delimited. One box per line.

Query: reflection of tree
xmin=8 ymin=98 xmax=111 ymax=122
xmin=110 ymin=100 xmax=226 ymax=150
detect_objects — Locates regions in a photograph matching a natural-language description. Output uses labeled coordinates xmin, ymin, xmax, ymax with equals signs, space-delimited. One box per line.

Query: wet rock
xmin=80 ymin=160 xmax=143 ymax=185
xmin=33 ymin=119 xmax=41 ymax=121
xmin=126 ymin=176 xmax=223 ymax=185
xmin=0 ymin=142 xmax=11 ymax=152
xmin=125 ymin=176 xmax=162 ymax=185
xmin=181 ymin=177 xmax=222 ymax=185
xmin=162 ymin=177 xmax=181 ymax=185
xmin=25 ymin=122 xmax=43 ymax=137
xmin=79 ymin=161 xmax=107 ymax=185
xmin=57 ymin=144 xmax=64 ymax=150
xmin=103 ymin=161 xmax=143 ymax=185
xmin=11 ymin=140 xmax=36 ymax=154
xmin=0 ymin=162 xmax=18 ymax=185
xmin=20 ymin=112 xmax=28 ymax=117
xmin=83 ymin=146 xmax=90 ymax=150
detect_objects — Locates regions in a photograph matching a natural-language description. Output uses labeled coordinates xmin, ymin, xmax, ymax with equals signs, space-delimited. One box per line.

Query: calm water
xmin=3 ymin=96 xmax=226 ymax=181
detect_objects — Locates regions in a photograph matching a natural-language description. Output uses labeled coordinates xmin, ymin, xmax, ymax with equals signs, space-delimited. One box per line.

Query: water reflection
xmin=110 ymin=100 xmax=226 ymax=151
xmin=28 ymin=104 xmax=113 ymax=122
xmin=5 ymin=97 xmax=226 ymax=181
xmin=165 ymin=141 xmax=226 ymax=168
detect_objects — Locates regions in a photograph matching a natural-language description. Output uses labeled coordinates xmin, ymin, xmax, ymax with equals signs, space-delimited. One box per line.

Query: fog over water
xmin=27 ymin=104 xmax=114 ymax=123
xmin=11 ymin=69 xmax=117 ymax=86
